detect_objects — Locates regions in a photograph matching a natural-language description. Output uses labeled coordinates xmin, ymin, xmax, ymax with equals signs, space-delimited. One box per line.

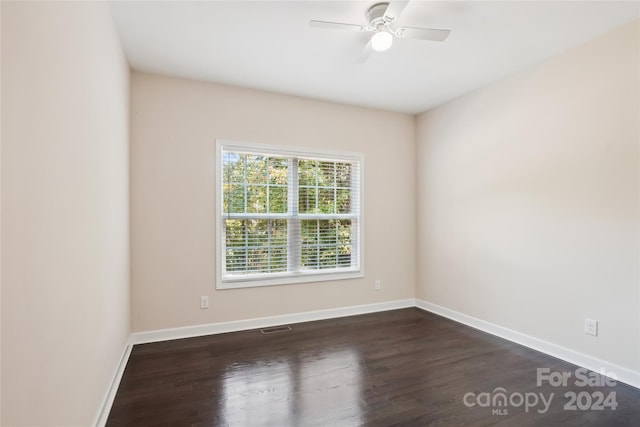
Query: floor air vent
xmin=260 ymin=325 xmax=292 ymax=335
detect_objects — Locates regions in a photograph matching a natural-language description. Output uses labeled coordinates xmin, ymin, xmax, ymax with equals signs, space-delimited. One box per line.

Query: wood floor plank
xmin=107 ymin=308 xmax=640 ymax=426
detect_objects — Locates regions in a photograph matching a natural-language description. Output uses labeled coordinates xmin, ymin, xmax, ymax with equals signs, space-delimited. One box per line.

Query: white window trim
xmin=215 ymin=140 xmax=365 ymax=290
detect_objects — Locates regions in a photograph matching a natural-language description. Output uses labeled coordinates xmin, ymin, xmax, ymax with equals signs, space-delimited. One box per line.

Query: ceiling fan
xmin=309 ymin=0 xmax=451 ymax=60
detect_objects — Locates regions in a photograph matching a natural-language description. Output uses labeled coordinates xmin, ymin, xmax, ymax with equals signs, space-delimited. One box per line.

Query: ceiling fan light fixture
xmin=371 ymin=31 xmax=393 ymax=51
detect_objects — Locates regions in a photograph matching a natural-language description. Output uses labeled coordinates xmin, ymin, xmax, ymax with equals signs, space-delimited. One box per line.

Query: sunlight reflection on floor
xmin=221 ymin=348 xmax=363 ymax=426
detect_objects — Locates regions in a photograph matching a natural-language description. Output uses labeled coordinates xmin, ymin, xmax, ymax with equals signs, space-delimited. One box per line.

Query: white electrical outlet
xmin=200 ymin=296 xmax=209 ymax=309
xmin=584 ymin=318 xmax=598 ymax=336
xmin=374 ymin=280 xmax=381 ymax=290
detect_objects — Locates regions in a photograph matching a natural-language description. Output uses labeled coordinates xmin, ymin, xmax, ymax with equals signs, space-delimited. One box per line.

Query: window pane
xmin=317 ymin=161 xmax=335 ymax=187
xmin=304 ymin=247 xmax=320 ymax=269
xmin=301 ymin=220 xmax=320 ymax=270
xmin=268 ymin=185 xmax=287 ymax=213
xmin=245 ymin=155 xmax=267 ymax=184
xmin=337 ymin=220 xmax=352 ymax=245
xmin=270 ymin=246 xmax=288 ymax=272
xmin=318 ymin=188 xmax=335 ymax=214
xmin=270 ymin=219 xmax=288 ymax=246
xmin=301 ymin=220 xmax=318 ymax=244
xmin=226 ymin=249 xmax=247 ymax=272
xmin=298 ymin=160 xmax=316 ymax=186
xmin=318 ymin=220 xmax=335 ymax=244
xmin=336 ymin=162 xmax=352 ymax=188
xmin=225 ymin=218 xmax=246 ymax=272
xmin=338 ymin=220 xmax=352 ymax=267
xmin=225 ymin=219 xmax=244 ymax=245
xmin=269 ymin=158 xmax=288 ymax=185
xmin=223 ymin=152 xmax=245 ymax=184
xmin=336 ymin=189 xmax=351 ymax=214
xmin=223 ymin=184 xmax=244 ymax=213
xmin=246 ymin=185 xmax=267 ymax=213
xmin=319 ymin=247 xmax=337 ymax=269
xmin=299 ymin=186 xmax=317 ymax=214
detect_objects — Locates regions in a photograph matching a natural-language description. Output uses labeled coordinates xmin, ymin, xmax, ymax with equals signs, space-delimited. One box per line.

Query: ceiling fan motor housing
xmin=367 ymin=2 xmax=391 ymax=26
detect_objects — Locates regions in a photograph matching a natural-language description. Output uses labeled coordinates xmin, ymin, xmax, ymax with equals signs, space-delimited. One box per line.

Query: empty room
xmin=1 ymin=0 xmax=639 ymax=426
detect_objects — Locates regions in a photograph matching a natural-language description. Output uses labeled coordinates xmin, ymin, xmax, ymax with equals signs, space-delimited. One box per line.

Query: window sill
xmin=217 ymin=270 xmax=364 ymax=290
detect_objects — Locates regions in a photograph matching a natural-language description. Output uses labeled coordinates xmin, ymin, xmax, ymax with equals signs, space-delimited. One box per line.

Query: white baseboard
xmin=130 ymin=298 xmax=416 ymax=345
xmin=94 ymin=340 xmax=133 ymax=427
xmin=415 ymin=298 xmax=640 ymax=390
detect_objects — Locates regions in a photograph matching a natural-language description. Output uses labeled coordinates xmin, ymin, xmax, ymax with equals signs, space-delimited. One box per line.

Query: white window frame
xmin=216 ymin=140 xmax=364 ymax=289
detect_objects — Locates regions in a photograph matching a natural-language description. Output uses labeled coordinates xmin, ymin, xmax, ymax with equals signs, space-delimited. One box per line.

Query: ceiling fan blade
xmin=355 ymin=40 xmax=374 ymax=64
xmin=383 ymin=0 xmax=409 ymax=21
xmin=396 ymin=27 xmax=451 ymax=42
xmin=309 ymin=20 xmax=366 ymax=32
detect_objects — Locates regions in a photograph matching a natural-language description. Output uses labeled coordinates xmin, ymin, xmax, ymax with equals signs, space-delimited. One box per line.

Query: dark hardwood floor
xmin=107 ymin=308 xmax=640 ymax=426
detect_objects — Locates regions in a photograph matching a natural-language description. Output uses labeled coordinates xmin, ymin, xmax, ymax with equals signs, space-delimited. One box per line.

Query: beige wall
xmin=130 ymin=72 xmax=416 ymax=332
xmin=416 ymin=20 xmax=639 ymax=372
xmin=1 ymin=2 xmax=130 ymax=426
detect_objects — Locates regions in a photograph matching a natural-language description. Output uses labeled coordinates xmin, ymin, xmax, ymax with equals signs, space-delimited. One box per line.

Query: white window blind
xmin=216 ymin=141 xmax=362 ymax=289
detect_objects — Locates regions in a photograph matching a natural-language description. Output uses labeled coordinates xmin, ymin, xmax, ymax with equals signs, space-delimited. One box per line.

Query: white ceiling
xmin=110 ymin=1 xmax=639 ymax=114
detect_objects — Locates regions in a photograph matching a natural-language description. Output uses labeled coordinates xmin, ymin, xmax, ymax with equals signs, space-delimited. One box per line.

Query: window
xmin=216 ymin=141 xmax=363 ymax=289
